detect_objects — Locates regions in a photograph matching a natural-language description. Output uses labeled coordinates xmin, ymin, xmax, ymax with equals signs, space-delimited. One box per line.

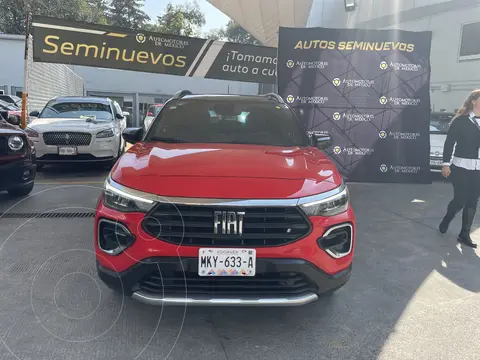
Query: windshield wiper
xmin=149 ymin=136 xmax=189 ymax=143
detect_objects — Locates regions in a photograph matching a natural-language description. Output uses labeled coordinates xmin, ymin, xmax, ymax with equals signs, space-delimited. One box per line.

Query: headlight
xmin=97 ymin=129 xmax=114 ymax=138
xmin=103 ymin=177 xmax=156 ymax=212
xmin=8 ymin=136 xmax=24 ymax=151
xmin=300 ymin=185 xmax=349 ymax=217
xmin=25 ymin=127 xmax=39 ymax=138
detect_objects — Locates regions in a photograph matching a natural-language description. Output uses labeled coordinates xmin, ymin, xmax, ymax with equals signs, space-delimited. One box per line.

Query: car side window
xmin=113 ymin=102 xmax=123 ymax=117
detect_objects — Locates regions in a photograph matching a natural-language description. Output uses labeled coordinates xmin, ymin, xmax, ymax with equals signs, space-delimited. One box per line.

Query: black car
xmin=0 ymin=111 xmax=36 ymax=197
xmin=0 ymin=95 xmax=21 ymax=107
xmin=0 ymin=99 xmax=20 ymax=112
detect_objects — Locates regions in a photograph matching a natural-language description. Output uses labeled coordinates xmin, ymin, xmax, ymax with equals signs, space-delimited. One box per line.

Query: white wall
xmin=70 ymin=65 xmax=257 ymax=96
xmin=379 ymin=4 xmax=480 ymax=111
xmin=346 ymin=0 xmax=452 ymax=26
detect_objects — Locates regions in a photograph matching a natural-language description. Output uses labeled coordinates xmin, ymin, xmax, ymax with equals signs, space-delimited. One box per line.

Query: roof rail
xmin=263 ymin=93 xmax=285 ymax=104
xmin=172 ymin=90 xmax=193 ymax=100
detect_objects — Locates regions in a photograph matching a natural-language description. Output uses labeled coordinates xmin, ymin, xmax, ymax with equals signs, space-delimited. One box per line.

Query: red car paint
xmin=96 ymin=142 xmax=355 ymax=274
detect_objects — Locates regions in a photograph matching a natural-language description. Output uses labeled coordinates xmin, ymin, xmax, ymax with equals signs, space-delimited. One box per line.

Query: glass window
xmin=146 ymin=99 xmax=309 ymax=147
xmin=0 ymin=95 xmax=21 ymax=105
xmin=113 ymin=101 xmax=123 ymax=116
xmin=459 ymin=21 xmax=480 ymax=60
xmin=147 ymin=105 xmax=163 ymax=117
xmin=430 ymin=113 xmax=453 ymax=134
xmin=39 ymin=101 xmax=113 ymax=121
xmin=0 ymin=99 xmax=19 ymax=111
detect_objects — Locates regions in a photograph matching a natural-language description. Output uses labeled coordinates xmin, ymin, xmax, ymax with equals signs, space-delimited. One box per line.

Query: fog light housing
xmin=98 ymin=219 xmax=135 ymax=255
xmin=22 ymin=169 xmax=30 ymax=180
xmin=317 ymin=223 xmax=353 ymax=258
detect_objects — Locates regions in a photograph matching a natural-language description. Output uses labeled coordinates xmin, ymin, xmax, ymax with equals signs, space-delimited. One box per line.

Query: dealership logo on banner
xmin=380 ymin=164 xmax=422 ymax=174
xmin=334 ymin=146 xmax=375 ymax=156
xmin=136 ymin=33 xmax=146 ymax=43
xmin=277 ymin=25 xmax=432 ymax=184
xmin=333 ymin=78 xmax=374 ymax=88
xmin=379 ymin=131 xmax=421 ymax=140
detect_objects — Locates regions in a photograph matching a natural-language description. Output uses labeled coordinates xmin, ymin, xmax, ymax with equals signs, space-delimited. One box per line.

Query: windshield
xmin=146 ymin=99 xmax=309 ymax=147
xmin=39 ymin=101 xmax=113 ymax=121
xmin=430 ymin=114 xmax=452 ymax=134
xmin=147 ymin=105 xmax=163 ymax=117
xmin=0 ymin=99 xmax=18 ymax=111
xmin=0 ymin=95 xmax=21 ymax=105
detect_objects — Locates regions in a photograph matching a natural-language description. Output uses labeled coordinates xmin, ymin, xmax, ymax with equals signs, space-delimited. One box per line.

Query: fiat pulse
xmin=95 ymin=91 xmax=356 ymax=306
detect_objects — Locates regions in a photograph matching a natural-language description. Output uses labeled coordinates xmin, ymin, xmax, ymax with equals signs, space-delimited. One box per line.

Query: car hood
xmin=111 ymin=143 xmax=343 ymax=199
xmin=28 ymin=118 xmax=113 ymax=132
xmin=0 ymin=120 xmax=24 ymax=135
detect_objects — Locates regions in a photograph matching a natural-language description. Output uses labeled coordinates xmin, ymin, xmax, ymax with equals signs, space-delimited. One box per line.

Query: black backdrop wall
xmin=278 ymin=27 xmax=432 ymax=184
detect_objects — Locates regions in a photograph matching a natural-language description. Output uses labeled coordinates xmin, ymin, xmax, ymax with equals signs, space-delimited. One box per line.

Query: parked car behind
xmin=0 ymin=95 xmax=22 ymax=107
xmin=0 ymin=110 xmax=36 ymax=197
xmin=26 ymin=96 xmax=127 ymax=169
xmin=430 ymin=111 xmax=454 ymax=171
xmin=143 ymin=104 xmax=164 ymax=130
xmin=0 ymin=99 xmax=21 ymax=118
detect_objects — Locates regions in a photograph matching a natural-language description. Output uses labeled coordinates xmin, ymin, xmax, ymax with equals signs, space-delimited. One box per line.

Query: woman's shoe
xmin=439 ymin=213 xmax=454 ymax=233
xmin=457 ymin=230 xmax=477 ymax=248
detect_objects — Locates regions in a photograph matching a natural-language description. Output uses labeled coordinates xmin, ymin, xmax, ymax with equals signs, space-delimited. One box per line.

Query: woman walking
xmin=439 ymin=89 xmax=480 ymax=248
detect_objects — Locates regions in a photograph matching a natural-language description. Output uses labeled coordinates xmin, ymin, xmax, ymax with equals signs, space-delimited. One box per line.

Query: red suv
xmin=95 ymin=91 xmax=355 ymax=306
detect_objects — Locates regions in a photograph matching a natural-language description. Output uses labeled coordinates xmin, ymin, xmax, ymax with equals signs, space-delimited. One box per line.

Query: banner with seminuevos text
xmin=31 ymin=16 xmax=278 ymax=84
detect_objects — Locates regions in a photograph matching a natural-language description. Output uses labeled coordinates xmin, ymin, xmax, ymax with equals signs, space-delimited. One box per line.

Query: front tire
xmin=8 ymin=183 xmax=34 ymax=197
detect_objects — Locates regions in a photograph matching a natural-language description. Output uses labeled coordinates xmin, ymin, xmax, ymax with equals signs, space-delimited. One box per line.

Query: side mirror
xmin=29 ymin=110 xmax=40 ymax=117
xmin=7 ymin=114 xmax=21 ymax=126
xmin=313 ymin=134 xmax=332 ymax=150
xmin=122 ymin=111 xmax=130 ymax=117
xmin=115 ymin=113 xmax=124 ymax=120
xmin=122 ymin=127 xmax=144 ymax=144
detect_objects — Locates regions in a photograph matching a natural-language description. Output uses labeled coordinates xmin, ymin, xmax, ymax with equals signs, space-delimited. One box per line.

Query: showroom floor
xmin=0 ymin=167 xmax=479 ymax=360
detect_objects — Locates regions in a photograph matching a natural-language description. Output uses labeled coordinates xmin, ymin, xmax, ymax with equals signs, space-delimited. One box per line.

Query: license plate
xmin=198 ymin=248 xmax=256 ymax=276
xmin=430 ymin=159 xmax=442 ymax=166
xmin=58 ymin=146 xmax=77 ymax=155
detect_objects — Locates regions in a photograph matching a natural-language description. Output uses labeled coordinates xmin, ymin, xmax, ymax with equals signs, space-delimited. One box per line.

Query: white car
xmin=429 ymin=112 xmax=453 ymax=172
xmin=25 ymin=97 xmax=126 ymax=169
xmin=143 ymin=103 xmax=164 ymax=130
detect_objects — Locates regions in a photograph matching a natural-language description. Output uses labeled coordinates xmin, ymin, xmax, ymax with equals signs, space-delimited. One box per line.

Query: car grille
xmin=137 ymin=270 xmax=316 ymax=297
xmin=43 ymin=132 xmax=92 ymax=146
xmin=142 ymin=203 xmax=311 ymax=247
xmin=0 ymin=136 xmax=7 ymax=156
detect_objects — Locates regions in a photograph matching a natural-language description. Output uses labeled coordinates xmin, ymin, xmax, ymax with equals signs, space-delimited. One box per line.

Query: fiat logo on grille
xmin=213 ymin=211 xmax=245 ymax=235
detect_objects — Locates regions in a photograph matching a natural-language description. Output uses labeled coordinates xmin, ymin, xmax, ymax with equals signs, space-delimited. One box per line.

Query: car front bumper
xmin=0 ymin=158 xmax=36 ymax=192
xmin=97 ymin=257 xmax=352 ymax=306
xmin=32 ymin=135 xmax=119 ymax=163
xmin=95 ymin=199 xmax=355 ymax=306
xmin=430 ymin=156 xmax=443 ymax=172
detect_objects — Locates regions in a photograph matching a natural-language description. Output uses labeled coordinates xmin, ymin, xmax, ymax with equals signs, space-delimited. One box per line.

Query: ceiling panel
xmin=207 ymin=0 xmax=314 ymax=47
